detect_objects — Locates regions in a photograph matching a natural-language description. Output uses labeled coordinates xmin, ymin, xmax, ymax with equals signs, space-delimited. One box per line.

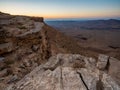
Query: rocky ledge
xmin=0 ymin=13 xmax=51 ymax=89
xmin=6 ymin=54 xmax=120 ymax=90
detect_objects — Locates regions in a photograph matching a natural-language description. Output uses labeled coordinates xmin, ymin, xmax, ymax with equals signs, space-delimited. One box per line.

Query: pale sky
xmin=0 ymin=0 xmax=120 ymax=19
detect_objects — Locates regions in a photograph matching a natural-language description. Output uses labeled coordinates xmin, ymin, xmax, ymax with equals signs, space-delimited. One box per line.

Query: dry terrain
xmin=46 ymin=20 xmax=120 ymax=59
xmin=0 ymin=12 xmax=120 ymax=90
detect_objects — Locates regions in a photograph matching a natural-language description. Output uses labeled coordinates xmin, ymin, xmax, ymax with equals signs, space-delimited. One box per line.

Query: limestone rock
xmin=102 ymin=73 xmax=120 ymax=90
xmin=6 ymin=54 xmax=120 ymax=90
xmin=77 ymin=68 xmax=99 ymax=90
xmin=108 ymin=57 xmax=120 ymax=86
xmin=62 ymin=67 xmax=86 ymax=90
xmin=0 ymin=12 xmax=52 ymax=89
xmin=97 ymin=54 xmax=109 ymax=70
xmin=84 ymin=57 xmax=97 ymax=71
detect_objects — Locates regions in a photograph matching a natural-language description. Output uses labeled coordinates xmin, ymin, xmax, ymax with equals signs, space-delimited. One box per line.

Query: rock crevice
xmin=77 ymin=71 xmax=89 ymax=90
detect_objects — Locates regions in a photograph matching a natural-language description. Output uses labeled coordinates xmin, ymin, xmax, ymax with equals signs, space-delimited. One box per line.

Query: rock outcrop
xmin=6 ymin=54 xmax=120 ymax=90
xmin=0 ymin=12 xmax=51 ymax=89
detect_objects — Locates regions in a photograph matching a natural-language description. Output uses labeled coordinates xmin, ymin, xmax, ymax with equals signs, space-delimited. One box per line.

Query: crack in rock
xmin=77 ymin=71 xmax=89 ymax=90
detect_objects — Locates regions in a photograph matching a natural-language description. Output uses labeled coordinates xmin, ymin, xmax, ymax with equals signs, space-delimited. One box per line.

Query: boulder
xmin=97 ymin=54 xmax=109 ymax=70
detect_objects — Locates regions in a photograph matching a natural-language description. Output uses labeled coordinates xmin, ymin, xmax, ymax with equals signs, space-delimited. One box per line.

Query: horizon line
xmin=1 ymin=11 xmax=120 ymax=21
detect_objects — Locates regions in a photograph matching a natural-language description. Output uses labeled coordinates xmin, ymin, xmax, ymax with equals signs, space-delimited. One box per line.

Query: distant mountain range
xmin=46 ymin=19 xmax=120 ymax=30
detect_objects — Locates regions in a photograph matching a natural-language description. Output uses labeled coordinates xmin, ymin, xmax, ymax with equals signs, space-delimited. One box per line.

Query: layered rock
xmin=6 ymin=54 xmax=120 ymax=90
xmin=0 ymin=12 xmax=51 ymax=89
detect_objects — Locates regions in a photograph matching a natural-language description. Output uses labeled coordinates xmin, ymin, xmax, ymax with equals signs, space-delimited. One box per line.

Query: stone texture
xmin=77 ymin=68 xmax=99 ymax=90
xmin=108 ymin=57 xmax=120 ymax=86
xmin=62 ymin=67 xmax=86 ymax=90
xmin=102 ymin=73 xmax=120 ymax=90
xmin=0 ymin=12 xmax=51 ymax=89
xmin=0 ymin=69 xmax=8 ymax=77
xmin=7 ymin=75 xmax=19 ymax=84
xmin=0 ymin=42 xmax=13 ymax=54
xmin=97 ymin=54 xmax=109 ymax=70
xmin=6 ymin=54 xmax=120 ymax=90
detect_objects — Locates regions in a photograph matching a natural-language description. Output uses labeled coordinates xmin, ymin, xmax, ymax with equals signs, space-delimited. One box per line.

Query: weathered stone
xmin=62 ymin=67 xmax=86 ymax=90
xmin=6 ymin=67 xmax=87 ymax=90
xmin=77 ymin=68 xmax=99 ymax=90
xmin=7 ymin=75 xmax=19 ymax=84
xmin=84 ymin=57 xmax=97 ymax=71
xmin=102 ymin=73 xmax=120 ymax=90
xmin=43 ymin=55 xmax=59 ymax=70
xmin=6 ymin=54 xmax=120 ymax=90
xmin=108 ymin=57 xmax=120 ymax=86
xmin=0 ymin=42 xmax=13 ymax=54
xmin=0 ymin=69 xmax=8 ymax=77
xmin=31 ymin=45 xmax=39 ymax=52
xmin=97 ymin=54 xmax=109 ymax=70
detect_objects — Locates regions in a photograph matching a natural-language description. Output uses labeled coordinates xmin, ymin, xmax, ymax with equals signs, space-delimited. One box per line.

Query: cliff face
xmin=0 ymin=13 xmax=51 ymax=89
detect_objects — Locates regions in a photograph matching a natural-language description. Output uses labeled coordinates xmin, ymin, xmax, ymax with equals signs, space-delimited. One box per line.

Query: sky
xmin=0 ymin=0 xmax=120 ymax=20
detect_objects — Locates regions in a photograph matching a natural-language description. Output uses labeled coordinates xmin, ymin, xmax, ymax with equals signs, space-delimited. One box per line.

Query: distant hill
xmin=46 ymin=19 xmax=120 ymax=30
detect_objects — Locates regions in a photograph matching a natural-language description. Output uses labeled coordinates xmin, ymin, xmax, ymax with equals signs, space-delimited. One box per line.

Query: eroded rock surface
xmin=6 ymin=54 xmax=120 ymax=90
xmin=0 ymin=12 xmax=51 ymax=89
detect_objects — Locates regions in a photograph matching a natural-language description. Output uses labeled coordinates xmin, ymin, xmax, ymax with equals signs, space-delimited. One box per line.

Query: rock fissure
xmin=105 ymin=56 xmax=110 ymax=73
xmin=96 ymin=79 xmax=104 ymax=90
xmin=60 ymin=67 xmax=65 ymax=90
xmin=77 ymin=71 xmax=89 ymax=90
